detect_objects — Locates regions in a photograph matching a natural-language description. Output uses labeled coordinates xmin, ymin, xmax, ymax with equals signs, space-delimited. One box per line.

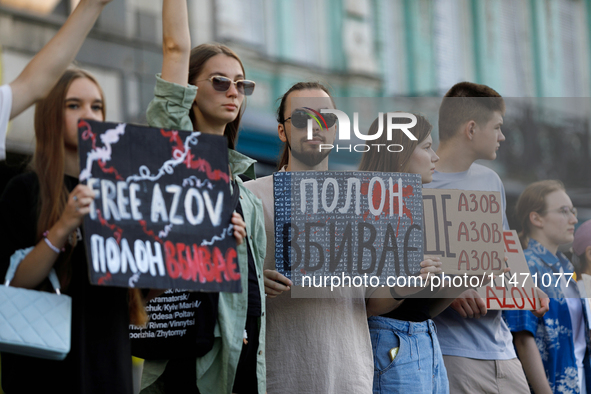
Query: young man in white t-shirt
xmin=424 ymin=82 xmax=549 ymax=393
xmin=0 ymin=0 xmax=112 ymax=160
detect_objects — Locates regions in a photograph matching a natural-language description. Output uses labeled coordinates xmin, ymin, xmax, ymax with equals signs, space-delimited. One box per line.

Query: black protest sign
xmin=77 ymin=120 xmax=241 ymax=292
xmin=274 ymin=171 xmax=423 ymax=285
xmin=422 ymin=189 xmax=504 ymax=274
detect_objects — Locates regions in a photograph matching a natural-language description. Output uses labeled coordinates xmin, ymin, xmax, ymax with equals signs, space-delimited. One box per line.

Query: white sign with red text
xmin=477 ymin=230 xmax=540 ymax=310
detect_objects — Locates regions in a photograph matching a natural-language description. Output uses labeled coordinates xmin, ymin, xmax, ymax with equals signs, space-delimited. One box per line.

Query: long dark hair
xmin=188 ymin=43 xmax=246 ymax=149
xmin=275 ymin=82 xmax=334 ymax=169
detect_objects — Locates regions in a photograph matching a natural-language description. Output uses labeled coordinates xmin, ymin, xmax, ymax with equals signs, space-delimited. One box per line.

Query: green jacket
xmin=141 ymin=74 xmax=266 ymax=394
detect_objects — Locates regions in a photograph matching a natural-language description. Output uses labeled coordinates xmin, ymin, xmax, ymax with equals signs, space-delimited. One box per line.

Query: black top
xmin=382 ymin=287 xmax=436 ymax=322
xmin=382 ymin=298 xmax=430 ymax=322
xmin=0 ymin=173 xmax=133 ymax=394
xmin=235 ymin=201 xmax=261 ymax=317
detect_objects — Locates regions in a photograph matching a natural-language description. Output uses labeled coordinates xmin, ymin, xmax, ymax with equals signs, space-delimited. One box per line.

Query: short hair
xmin=438 ymin=82 xmax=505 ymax=142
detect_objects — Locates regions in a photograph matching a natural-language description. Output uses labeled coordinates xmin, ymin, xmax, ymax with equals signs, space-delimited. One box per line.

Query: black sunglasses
xmin=197 ymin=76 xmax=256 ymax=96
xmin=284 ymin=108 xmax=337 ymax=129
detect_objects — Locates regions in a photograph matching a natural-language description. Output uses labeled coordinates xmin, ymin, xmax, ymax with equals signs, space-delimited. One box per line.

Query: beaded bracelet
xmin=43 ymin=231 xmax=65 ymax=254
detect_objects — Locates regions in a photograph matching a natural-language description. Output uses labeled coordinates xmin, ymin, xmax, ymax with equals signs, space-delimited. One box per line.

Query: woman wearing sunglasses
xmin=503 ymin=180 xmax=591 ymax=394
xmin=140 ymin=1 xmax=265 ymax=393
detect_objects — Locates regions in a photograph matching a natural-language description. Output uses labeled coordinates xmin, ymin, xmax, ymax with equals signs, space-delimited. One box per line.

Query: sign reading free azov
xmin=274 ymin=171 xmax=424 ymax=286
xmin=77 ymin=120 xmax=241 ymax=292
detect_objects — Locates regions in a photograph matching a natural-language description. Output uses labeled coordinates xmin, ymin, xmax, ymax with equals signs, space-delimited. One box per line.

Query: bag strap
xmin=229 ymin=179 xmax=241 ymax=211
xmin=5 ymin=246 xmax=62 ymax=294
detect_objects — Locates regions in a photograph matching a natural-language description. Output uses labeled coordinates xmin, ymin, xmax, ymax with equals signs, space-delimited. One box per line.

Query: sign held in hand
xmin=274 ymin=171 xmax=424 ymax=286
xmin=477 ymin=230 xmax=539 ymax=310
xmin=77 ymin=120 xmax=241 ymax=292
xmin=423 ymin=189 xmax=505 ymax=275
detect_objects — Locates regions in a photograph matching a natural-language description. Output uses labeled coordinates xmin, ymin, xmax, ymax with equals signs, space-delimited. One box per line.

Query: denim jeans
xmin=368 ymin=316 xmax=449 ymax=394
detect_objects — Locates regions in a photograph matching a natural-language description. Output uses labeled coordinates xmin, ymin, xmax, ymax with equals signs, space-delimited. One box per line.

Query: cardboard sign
xmin=422 ymin=189 xmax=504 ymax=274
xmin=274 ymin=171 xmax=423 ymax=285
xmin=477 ymin=230 xmax=539 ymax=310
xmin=77 ymin=120 xmax=241 ymax=292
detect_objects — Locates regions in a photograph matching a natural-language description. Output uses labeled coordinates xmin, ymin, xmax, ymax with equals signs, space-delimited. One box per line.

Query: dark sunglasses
xmin=284 ymin=108 xmax=337 ymax=129
xmin=198 ymin=76 xmax=256 ymax=96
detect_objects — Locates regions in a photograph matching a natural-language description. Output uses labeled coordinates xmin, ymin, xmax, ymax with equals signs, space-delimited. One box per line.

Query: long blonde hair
xmin=33 ymin=69 xmax=105 ymax=287
xmin=32 ymin=69 xmax=147 ymax=325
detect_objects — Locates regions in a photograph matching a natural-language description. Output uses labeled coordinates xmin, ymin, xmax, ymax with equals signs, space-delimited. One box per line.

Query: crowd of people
xmin=0 ymin=1 xmax=590 ymax=393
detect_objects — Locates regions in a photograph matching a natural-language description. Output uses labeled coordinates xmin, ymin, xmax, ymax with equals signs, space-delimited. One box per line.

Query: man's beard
xmin=288 ymin=138 xmax=331 ymax=167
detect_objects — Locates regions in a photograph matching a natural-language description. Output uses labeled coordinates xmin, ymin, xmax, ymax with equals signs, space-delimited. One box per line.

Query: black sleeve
xmin=0 ymin=173 xmax=39 ymax=281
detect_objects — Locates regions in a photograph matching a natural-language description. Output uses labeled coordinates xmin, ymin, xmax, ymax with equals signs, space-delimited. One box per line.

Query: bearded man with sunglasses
xmin=279 ymin=106 xmax=337 ymax=168
xmin=245 ymin=82 xmax=379 ymax=393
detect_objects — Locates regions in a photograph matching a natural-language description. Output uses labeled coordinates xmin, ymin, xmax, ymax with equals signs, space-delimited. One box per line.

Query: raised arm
xmin=160 ymin=0 xmax=191 ymax=86
xmin=8 ymin=0 xmax=112 ymax=118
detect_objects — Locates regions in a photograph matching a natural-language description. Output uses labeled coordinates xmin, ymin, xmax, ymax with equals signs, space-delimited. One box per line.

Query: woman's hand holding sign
xmin=366 ymin=256 xmax=443 ymax=317
xmin=231 ymin=212 xmax=247 ymax=246
xmin=388 ymin=255 xmax=442 ymax=299
xmin=59 ymin=185 xmax=97 ymax=233
xmin=10 ymin=185 xmax=96 ymax=289
xmin=418 ymin=255 xmax=443 ymax=281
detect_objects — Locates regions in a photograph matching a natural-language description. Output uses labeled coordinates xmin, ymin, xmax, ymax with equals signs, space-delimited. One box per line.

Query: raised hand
xmin=9 ymin=0 xmax=112 ymax=120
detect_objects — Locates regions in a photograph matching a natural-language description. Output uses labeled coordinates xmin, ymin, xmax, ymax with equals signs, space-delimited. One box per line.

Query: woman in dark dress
xmin=0 ymin=69 xmax=145 ymax=393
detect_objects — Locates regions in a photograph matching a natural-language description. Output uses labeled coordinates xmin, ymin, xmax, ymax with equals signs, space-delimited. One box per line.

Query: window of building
xmin=433 ymin=0 xmax=473 ymax=95
xmin=499 ymin=0 xmax=534 ymax=97
xmin=559 ymin=0 xmax=589 ymax=97
xmin=216 ymin=0 xmax=266 ymax=48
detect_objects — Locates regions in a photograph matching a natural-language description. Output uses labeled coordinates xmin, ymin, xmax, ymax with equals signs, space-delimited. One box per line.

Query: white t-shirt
xmin=0 ymin=84 xmax=12 ymax=161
